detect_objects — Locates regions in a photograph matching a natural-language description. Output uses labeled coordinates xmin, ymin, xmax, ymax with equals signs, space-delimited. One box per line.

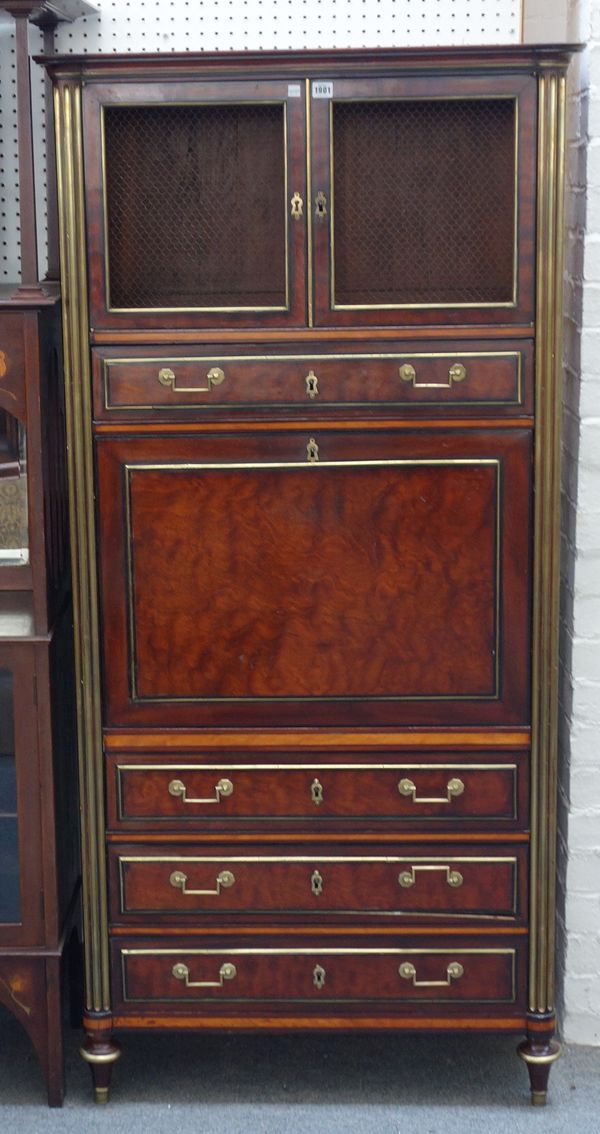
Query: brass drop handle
xmin=398 ymin=865 xmax=464 ymax=889
xmin=291 ymin=191 xmax=304 ymax=219
xmin=172 ymin=961 xmax=237 ymax=988
xmin=313 ymin=964 xmax=326 ymax=989
xmin=399 ymin=960 xmax=464 ymax=987
xmin=157 ymin=366 xmax=226 ymax=393
xmin=168 ymin=777 xmax=234 ymax=805
xmin=311 ymin=778 xmax=324 ymax=805
xmin=315 ymin=191 xmax=327 ymax=219
xmin=398 ymin=361 xmax=468 ymax=388
xmin=169 ymin=869 xmax=236 ymax=896
xmin=398 ymin=776 xmax=464 ymax=804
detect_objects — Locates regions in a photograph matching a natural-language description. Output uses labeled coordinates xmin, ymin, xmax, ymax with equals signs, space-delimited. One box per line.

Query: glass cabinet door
xmin=0 ymin=410 xmax=28 ymax=568
xmin=83 ymin=80 xmax=307 ymax=332
xmin=310 ymin=74 xmax=536 ymax=328
xmin=0 ymin=646 xmax=42 ymax=945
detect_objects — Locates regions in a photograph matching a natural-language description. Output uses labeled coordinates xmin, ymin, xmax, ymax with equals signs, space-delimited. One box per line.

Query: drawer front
xmin=110 ymin=844 xmax=525 ymax=922
xmin=93 ymin=343 xmax=531 ymax=419
xmin=108 ymin=758 xmax=526 ymax=830
xmin=116 ymin=943 xmax=519 ymax=1006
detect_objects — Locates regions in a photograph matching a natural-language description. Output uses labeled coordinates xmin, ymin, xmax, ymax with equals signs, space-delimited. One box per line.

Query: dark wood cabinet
xmin=47 ymin=44 xmax=574 ymax=1106
xmin=0 ymin=304 xmax=78 ymax=1106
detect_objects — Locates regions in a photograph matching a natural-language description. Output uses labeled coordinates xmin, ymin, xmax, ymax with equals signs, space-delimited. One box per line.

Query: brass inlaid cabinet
xmin=47 ymin=45 xmax=574 ymax=1103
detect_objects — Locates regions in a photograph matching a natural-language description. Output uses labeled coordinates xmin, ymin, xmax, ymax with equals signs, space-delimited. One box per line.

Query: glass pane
xmin=0 ymin=668 xmax=20 ymax=923
xmin=104 ymin=103 xmax=287 ymax=310
xmin=332 ymin=98 xmax=516 ymax=307
xmin=0 ymin=412 xmax=28 ymax=566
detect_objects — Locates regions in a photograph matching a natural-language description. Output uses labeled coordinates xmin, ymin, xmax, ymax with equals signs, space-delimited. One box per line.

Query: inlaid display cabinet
xmin=46 ymin=44 xmax=575 ymax=1105
xmin=0 ymin=0 xmax=92 ymax=1107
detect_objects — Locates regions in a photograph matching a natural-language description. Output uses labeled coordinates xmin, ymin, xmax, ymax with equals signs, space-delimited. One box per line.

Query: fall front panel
xmin=96 ymin=429 xmax=531 ymax=727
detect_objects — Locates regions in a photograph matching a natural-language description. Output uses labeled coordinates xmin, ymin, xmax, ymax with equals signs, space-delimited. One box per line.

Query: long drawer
xmin=107 ymin=754 xmax=528 ymax=831
xmin=113 ymin=937 xmax=524 ymax=1011
xmin=92 ymin=341 xmax=532 ymax=420
xmin=109 ymin=842 xmax=527 ymax=923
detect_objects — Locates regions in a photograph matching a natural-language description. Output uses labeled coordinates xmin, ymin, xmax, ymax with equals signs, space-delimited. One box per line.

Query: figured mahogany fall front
xmin=44 ymin=44 xmax=575 ymax=1105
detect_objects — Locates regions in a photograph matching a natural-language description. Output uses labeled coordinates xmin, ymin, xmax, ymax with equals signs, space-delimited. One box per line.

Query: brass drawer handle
xmin=168 ymin=777 xmax=234 ymax=804
xmin=448 ymin=362 xmax=467 ymax=383
xmin=291 ymin=191 xmax=304 ymax=219
xmin=157 ymin=365 xmax=226 ymax=393
xmin=305 ymin=370 xmax=319 ymax=399
xmin=311 ymin=777 xmax=324 ymax=805
xmin=398 ymin=865 xmax=464 ymax=889
xmin=398 ymin=776 xmax=464 ymax=804
xmin=399 ymin=960 xmax=464 ymax=987
xmin=313 ymin=964 xmax=326 ymax=989
xmin=169 ymin=869 xmax=236 ymax=896
xmin=172 ymin=961 xmax=237 ymax=988
xmin=398 ymin=361 xmax=468 ymax=388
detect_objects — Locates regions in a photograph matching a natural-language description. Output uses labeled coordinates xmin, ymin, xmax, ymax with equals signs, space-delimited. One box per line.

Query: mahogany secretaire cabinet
xmin=46 ymin=44 xmax=575 ymax=1104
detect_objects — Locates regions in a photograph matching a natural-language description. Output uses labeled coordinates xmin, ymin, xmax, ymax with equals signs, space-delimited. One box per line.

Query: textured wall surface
xmin=559 ymin=0 xmax=600 ymax=1048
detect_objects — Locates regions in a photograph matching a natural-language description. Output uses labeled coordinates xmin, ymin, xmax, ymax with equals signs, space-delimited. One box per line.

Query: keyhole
xmin=315 ymin=191 xmax=327 ymax=218
xmin=311 ymin=869 xmax=324 ymax=896
xmin=306 ymin=371 xmax=319 ymax=399
xmin=313 ymin=964 xmax=326 ymax=989
xmin=311 ymin=778 xmax=324 ymax=805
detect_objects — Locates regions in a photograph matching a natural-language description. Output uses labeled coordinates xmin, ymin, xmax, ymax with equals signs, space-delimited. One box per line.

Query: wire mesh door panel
xmin=83 ymin=81 xmax=307 ymax=331
xmin=310 ymin=74 xmax=536 ymax=329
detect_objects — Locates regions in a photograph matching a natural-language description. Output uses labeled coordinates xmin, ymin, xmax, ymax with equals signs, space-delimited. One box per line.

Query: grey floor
xmin=0 ymin=1006 xmax=598 ymax=1133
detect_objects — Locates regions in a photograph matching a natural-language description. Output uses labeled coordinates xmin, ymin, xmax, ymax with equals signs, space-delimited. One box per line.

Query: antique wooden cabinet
xmin=48 ymin=45 xmax=573 ymax=1105
xmin=0 ymin=295 xmax=78 ymax=1106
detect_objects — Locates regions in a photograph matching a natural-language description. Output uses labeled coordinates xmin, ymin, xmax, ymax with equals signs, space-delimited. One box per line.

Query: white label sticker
xmin=287 ymin=84 xmax=301 ymax=99
xmin=312 ymin=81 xmax=334 ymax=99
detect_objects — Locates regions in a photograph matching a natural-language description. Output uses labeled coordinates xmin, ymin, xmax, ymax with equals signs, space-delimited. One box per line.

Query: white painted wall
xmin=558 ymin=0 xmax=600 ymax=1048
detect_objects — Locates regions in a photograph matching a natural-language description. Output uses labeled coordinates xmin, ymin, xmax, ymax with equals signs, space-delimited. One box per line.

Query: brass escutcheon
xmin=306 ymin=437 xmax=320 ymax=462
xmin=313 ymin=964 xmax=326 ymax=989
xmin=311 ymin=869 xmax=324 ymax=896
xmin=315 ymin=191 xmax=327 ymax=219
xmin=305 ymin=370 xmax=319 ymax=399
xmin=311 ymin=778 xmax=324 ymax=805
xmin=291 ymin=191 xmax=304 ymax=219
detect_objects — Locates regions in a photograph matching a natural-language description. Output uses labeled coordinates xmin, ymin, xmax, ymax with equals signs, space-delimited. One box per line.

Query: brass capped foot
xmin=80 ymin=1036 xmax=121 ymax=1104
xmin=518 ymin=1037 xmax=561 ymax=1106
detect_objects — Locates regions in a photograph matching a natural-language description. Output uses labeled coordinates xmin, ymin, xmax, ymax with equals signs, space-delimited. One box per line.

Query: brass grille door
xmin=310 ymin=75 xmax=536 ymax=328
xmin=83 ymin=81 xmax=307 ymax=331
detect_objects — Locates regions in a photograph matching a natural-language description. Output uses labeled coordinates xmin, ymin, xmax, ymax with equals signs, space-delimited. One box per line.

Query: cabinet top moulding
xmin=39 ymin=45 xmax=581 ymax=82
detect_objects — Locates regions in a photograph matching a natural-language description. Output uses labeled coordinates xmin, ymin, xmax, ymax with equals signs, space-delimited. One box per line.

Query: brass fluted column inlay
xmin=55 ymin=80 xmax=110 ymax=1014
xmin=530 ymin=67 xmax=568 ymax=1016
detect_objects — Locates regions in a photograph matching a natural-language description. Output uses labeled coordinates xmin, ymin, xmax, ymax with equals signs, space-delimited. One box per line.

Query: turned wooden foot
xmin=80 ymin=1025 xmax=121 ymax=1103
xmin=518 ymin=1037 xmax=561 ymax=1106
